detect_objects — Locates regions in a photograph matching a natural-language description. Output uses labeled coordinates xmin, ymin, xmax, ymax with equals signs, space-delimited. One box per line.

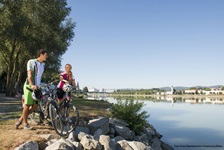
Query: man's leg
xmin=22 ymin=105 xmax=30 ymax=125
xmin=16 ymin=104 xmax=39 ymax=129
xmin=28 ymin=104 xmax=38 ymax=113
xmin=17 ymin=105 xmax=37 ymax=123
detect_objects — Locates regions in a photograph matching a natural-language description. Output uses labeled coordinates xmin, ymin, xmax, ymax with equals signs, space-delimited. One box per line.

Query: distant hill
xmin=160 ymin=86 xmax=188 ymax=91
xmin=160 ymin=85 xmax=224 ymax=91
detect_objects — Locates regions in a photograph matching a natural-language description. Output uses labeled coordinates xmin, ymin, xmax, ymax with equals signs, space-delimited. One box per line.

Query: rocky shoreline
xmin=15 ymin=117 xmax=174 ymax=150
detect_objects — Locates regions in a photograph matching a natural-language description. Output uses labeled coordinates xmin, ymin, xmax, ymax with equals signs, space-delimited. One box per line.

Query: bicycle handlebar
xmin=38 ymin=80 xmax=59 ymax=89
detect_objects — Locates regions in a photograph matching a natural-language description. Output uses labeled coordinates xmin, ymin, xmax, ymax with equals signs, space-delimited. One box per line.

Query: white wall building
xmin=88 ymin=88 xmax=99 ymax=92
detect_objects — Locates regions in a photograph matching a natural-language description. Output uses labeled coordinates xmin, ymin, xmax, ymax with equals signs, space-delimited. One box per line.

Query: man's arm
xmin=27 ymin=70 xmax=36 ymax=90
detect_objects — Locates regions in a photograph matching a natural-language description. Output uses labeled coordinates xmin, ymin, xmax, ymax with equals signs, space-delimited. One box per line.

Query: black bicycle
xmin=49 ymin=87 xmax=79 ymax=137
xmin=29 ymin=80 xmax=59 ymax=125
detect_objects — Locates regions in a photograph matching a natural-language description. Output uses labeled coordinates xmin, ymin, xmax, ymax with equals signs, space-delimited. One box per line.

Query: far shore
xmin=109 ymin=94 xmax=224 ymax=99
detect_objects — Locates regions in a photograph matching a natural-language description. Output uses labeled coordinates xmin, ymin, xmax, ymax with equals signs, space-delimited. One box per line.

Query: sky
xmin=61 ymin=0 xmax=224 ymax=89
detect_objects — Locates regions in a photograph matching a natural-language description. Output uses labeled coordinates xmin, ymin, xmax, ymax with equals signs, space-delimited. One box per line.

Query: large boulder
xmin=114 ymin=124 xmax=135 ymax=140
xmin=87 ymin=117 xmax=109 ymax=135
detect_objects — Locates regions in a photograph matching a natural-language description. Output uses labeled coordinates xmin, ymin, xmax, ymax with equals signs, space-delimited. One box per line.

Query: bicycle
xmin=49 ymin=88 xmax=79 ymax=137
xmin=28 ymin=80 xmax=59 ymax=125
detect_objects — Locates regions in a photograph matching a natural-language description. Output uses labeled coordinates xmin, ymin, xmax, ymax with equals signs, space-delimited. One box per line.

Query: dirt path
xmin=0 ymin=94 xmax=59 ymax=150
xmin=0 ymin=94 xmax=22 ymax=117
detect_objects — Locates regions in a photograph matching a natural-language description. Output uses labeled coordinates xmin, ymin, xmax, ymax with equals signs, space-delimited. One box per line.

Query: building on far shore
xmin=88 ymin=87 xmax=115 ymax=93
xmin=157 ymin=86 xmax=174 ymax=95
xmin=184 ymin=89 xmax=197 ymax=94
xmin=185 ymin=87 xmax=224 ymax=95
xmin=157 ymin=86 xmax=224 ymax=96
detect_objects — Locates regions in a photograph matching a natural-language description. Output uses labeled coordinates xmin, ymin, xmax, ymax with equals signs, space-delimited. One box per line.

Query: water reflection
xmin=87 ymin=94 xmax=224 ymax=105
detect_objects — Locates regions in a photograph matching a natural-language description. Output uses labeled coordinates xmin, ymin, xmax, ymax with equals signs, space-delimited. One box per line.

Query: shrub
xmin=111 ymin=99 xmax=150 ymax=134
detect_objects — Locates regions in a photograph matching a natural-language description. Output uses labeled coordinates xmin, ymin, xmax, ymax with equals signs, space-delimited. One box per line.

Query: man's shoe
xmin=23 ymin=124 xmax=33 ymax=130
xmin=15 ymin=120 xmax=22 ymax=129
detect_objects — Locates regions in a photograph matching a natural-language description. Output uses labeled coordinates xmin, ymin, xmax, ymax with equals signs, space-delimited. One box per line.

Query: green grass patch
xmin=72 ymin=98 xmax=112 ymax=117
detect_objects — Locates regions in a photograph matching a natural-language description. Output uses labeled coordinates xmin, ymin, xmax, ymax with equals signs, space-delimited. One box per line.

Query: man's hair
xmin=37 ymin=49 xmax=47 ymax=57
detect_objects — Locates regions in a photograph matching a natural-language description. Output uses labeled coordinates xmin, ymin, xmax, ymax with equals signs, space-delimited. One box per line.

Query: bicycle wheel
xmin=49 ymin=103 xmax=63 ymax=136
xmin=59 ymin=103 xmax=79 ymax=136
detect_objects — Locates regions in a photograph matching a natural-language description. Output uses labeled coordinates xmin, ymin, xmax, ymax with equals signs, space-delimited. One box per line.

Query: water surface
xmin=104 ymin=96 xmax=224 ymax=150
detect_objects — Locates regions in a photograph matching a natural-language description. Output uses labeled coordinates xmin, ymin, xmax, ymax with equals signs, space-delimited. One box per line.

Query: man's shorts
xmin=23 ymin=84 xmax=39 ymax=105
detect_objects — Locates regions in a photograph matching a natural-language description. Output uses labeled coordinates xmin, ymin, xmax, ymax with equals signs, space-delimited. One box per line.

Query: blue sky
xmin=61 ymin=0 xmax=224 ymax=89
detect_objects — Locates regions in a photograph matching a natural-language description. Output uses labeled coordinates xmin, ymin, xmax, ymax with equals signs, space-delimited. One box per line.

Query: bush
xmin=111 ymin=99 xmax=150 ymax=134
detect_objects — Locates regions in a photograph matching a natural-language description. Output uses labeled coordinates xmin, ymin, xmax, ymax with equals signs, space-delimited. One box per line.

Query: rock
xmin=109 ymin=118 xmax=129 ymax=126
xmin=68 ymin=126 xmax=90 ymax=141
xmin=161 ymin=141 xmax=174 ymax=150
xmin=143 ymin=127 xmax=156 ymax=137
xmin=134 ymin=134 xmax=149 ymax=146
xmin=114 ymin=124 xmax=135 ymax=140
xmin=94 ymin=128 xmax=103 ymax=140
xmin=14 ymin=117 xmax=173 ymax=150
xmin=14 ymin=141 xmax=38 ymax=150
xmin=45 ymin=138 xmax=75 ymax=150
xmin=117 ymin=140 xmax=133 ymax=150
xmin=88 ymin=117 xmax=109 ymax=135
xmin=70 ymin=141 xmax=83 ymax=150
xmin=80 ymin=135 xmax=102 ymax=150
xmin=109 ymin=127 xmax=115 ymax=134
xmin=111 ymin=136 xmax=125 ymax=143
xmin=128 ymin=141 xmax=147 ymax=150
xmin=77 ymin=132 xmax=93 ymax=141
xmin=151 ymin=137 xmax=162 ymax=150
xmin=99 ymin=135 xmax=116 ymax=150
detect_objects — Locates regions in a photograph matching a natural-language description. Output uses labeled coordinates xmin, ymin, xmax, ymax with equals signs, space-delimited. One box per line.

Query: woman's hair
xmin=37 ymin=49 xmax=47 ymax=57
xmin=65 ymin=64 xmax=73 ymax=77
xmin=65 ymin=64 xmax=72 ymax=69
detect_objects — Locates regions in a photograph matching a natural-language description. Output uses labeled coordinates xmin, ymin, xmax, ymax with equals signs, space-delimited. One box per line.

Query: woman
xmin=57 ymin=64 xmax=76 ymax=103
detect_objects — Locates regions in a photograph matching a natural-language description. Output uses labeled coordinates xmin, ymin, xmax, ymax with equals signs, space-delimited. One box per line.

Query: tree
xmin=83 ymin=86 xmax=88 ymax=93
xmin=204 ymin=88 xmax=211 ymax=91
xmin=0 ymin=0 xmax=75 ymax=96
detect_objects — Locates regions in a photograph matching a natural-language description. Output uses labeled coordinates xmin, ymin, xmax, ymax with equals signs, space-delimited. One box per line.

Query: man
xmin=16 ymin=49 xmax=48 ymax=129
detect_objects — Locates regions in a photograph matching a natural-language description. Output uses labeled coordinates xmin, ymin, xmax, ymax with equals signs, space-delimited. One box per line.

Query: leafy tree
xmin=83 ymin=86 xmax=88 ymax=93
xmin=205 ymin=88 xmax=211 ymax=91
xmin=111 ymin=99 xmax=150 ymax=134
xmin=0 ymin=0 xmax=75 ymax=96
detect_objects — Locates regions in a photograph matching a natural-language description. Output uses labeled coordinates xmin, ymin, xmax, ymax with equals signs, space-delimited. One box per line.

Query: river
xmin=97 ymin=96 xmax=224 ymax=150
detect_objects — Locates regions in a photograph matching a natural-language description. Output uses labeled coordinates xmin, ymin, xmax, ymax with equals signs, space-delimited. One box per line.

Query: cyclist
xmin=16 ymin=49 xmax=48 ymax=129
xmin=56 ymin=64 xmax=77 ymax=103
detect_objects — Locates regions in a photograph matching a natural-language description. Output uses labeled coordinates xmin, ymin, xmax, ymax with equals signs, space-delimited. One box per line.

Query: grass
xmin=73 ymin=98 xmax=112 ymax=118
